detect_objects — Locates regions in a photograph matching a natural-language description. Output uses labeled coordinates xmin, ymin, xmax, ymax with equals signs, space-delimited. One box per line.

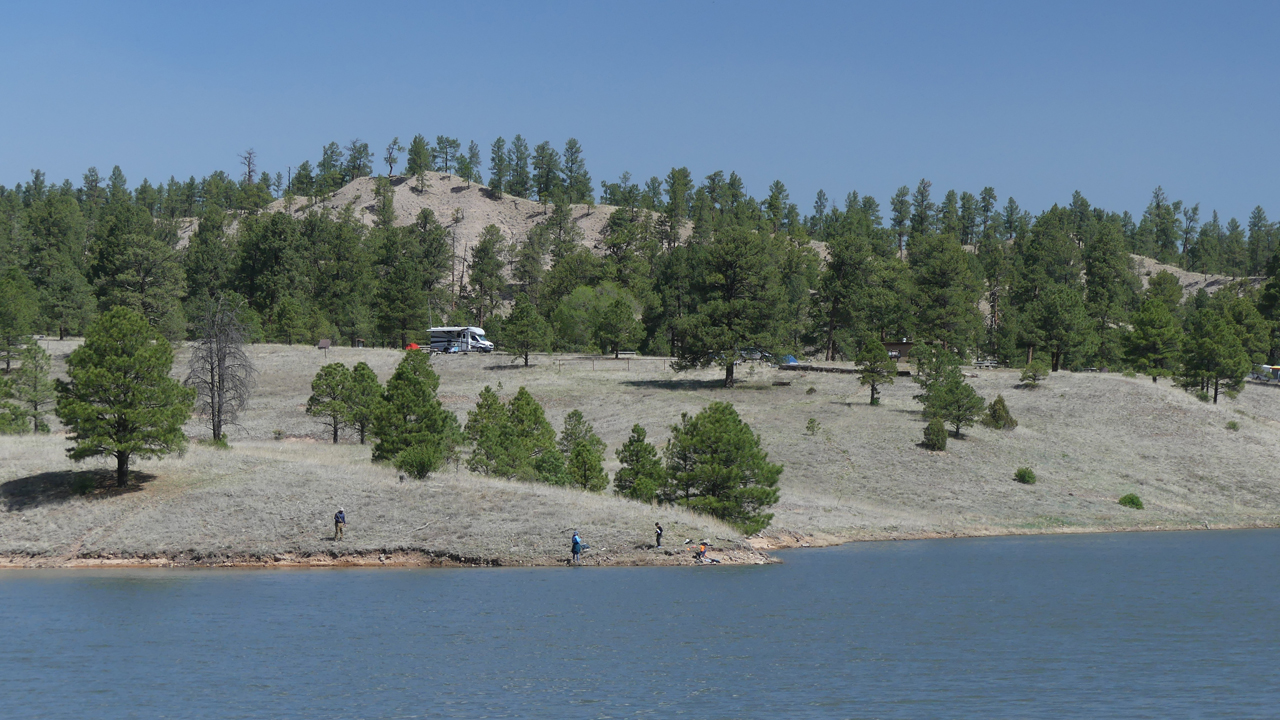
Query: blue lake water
xmin=2 ymin=529 xmax=1278 ymax=719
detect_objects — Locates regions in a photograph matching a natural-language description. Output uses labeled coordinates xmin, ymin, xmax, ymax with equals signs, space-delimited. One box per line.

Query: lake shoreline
xmin=0 ymin=544 xmax=777 ymax=570
xmin=4 ymin=520 xmax=1277 ymax=570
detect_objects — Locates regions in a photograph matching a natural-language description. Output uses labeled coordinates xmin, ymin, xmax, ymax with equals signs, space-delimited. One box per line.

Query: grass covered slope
xmin=3 ymin=342 xmax=1279 ymax=567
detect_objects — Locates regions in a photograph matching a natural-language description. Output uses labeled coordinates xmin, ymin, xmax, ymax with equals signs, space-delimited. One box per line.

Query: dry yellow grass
xmin=4 ymin=341 xmax=1280 ymax=567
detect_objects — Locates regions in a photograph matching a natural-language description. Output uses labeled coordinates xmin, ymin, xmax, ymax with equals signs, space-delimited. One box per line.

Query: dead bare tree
xmin=238 ymin=148 xmax=258 ymax=184
xmin=185 ymin=295 xmax=256 ymax=440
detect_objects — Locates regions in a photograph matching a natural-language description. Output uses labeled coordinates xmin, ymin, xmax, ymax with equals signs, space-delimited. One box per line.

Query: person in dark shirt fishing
xmin=655 ymin=522 xmax=663 ymax=548
xmin=334 ymin=508 xmax=346 ymax=541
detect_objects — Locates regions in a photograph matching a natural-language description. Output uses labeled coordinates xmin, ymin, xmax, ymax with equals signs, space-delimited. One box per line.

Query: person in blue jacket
xmin=334 ymin=508 xmax=346 ymax=540
xmin=571 ymin=531 xmax=582 ymax=564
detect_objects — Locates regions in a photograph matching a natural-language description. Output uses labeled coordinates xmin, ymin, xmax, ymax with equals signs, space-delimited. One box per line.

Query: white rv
xmin=428 ymin=326 xmax=494 ymax=353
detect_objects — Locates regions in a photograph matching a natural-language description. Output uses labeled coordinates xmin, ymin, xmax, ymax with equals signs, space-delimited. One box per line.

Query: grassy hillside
xmin=3 ymin=341 xmax=1279 ymax=567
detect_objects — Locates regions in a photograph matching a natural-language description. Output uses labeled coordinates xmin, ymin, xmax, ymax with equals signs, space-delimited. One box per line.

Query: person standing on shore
xmin=334 ymin=508 xmax=346 ymax=540
xmin=655 ymin=522 xmax=663 ymax=548
xmin=571 ymin=531 xmax=582 ymax=564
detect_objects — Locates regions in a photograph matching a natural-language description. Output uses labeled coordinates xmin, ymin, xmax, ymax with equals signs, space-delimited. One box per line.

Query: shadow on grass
xmin=2 ymin=469 xmax=156 ymax=511
xmin=484 ymin=363 xmax=539 ymax=371
xmin=621 ymin=378 xmax=730 ymax=392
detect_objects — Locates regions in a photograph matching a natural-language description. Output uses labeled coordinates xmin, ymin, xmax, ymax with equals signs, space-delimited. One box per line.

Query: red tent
xmin=405 ymin=343 xmax=420 ymax=350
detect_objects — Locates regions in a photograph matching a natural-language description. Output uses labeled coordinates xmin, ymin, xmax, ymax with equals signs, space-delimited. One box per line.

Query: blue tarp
xmin=782 ymin=355 xmax=798 ymax=365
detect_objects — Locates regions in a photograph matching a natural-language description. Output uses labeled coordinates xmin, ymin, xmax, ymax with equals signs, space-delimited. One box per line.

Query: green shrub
xmin=1122 ymin=369 xmax=1137 ymax=378
xmin=1020 ymin=358 xmax=1050 ymax=387
xmin=1014 ymin=467 xmax=1036 ymax=484
xmin=1118 ymin=493 xmax=1144 ymax=509
xmin=982 ymin=395 xmax=1017 ymax=429
xmin=805 ymin=418 xmax=821 ymax=435
xmin=923 ymin=418 xmax=947 ymax=451
xmin=1226 ymin=420 xmax=1240 ymax=431
xmin=394 ymin=444 xmax=445 ymax=479
xmin=273 ymin=429 xmax=284 ymax=441
xmin=197 ymin=434 xmax=231 ymax=450
xmin=1195 ymin=391 xmax=1210 ymax=403
xmin=805 ymin=386 xmax=816 ymax=395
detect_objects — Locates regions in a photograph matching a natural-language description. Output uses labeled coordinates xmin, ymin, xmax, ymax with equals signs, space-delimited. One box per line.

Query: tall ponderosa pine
xmin=488 ymin=137 xmax=508 ymax=198
xmin=673 ymin=227 xmax=783 ymax=387
xmin=561 ymin=138 xmax=592 ymax=204
xmin=375 ymin=209 xmax=451 ymax=347
xmin=55 ymin=307 xmax=195 ymax=487
xmin=1125 ymin=297 xmax=1182 ymax=382
xmin=507 ymin=135 xmax=531 ymax=199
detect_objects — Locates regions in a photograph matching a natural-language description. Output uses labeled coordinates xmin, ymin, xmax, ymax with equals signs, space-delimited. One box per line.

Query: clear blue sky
xmin=3 ymin=1 xmax=1278 ymax=223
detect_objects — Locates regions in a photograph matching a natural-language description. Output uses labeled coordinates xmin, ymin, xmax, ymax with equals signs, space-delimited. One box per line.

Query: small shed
xmin=883 ymin=340 xmax=913 ymax=360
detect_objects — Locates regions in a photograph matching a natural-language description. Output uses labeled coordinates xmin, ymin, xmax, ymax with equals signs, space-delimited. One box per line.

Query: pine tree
xmin=372 ymin=351 xmax=461 ymax=474
xmin=924 ymin=366 xmax=986 ymax=438
xmin=560 ymin=409 xmax=607 ymax=491
xmin=0 ymin=374 xmax=25 ymax=434
xmin=464 ymin=385 xmax=508 ymax=474
xmin=503 ymin=293 xmax=552 ymax=366
xmin=55 ymin=307 xmax=194 ymax=486
xmin=595 ymin=296 xmax=641 ymax=358
xmin=672 ymin=227 xmax=784 ymax=387
xmin=909 ymin=232 xmax=983 ymax=354
xmin=532 ymin=141 xmax=564 ymax=202
xmin=909 ymin=178 xmax=935 ymax=237
xmin=561 ymin=138 xmax=592 ymax=204
xmin=1125 ymin=297 xmax=1182 ymax=382
xmin=662 ymin=401 xmax=781 ymax=534
xmin=856 ymin=337 xmax=896 ymax=405
xmin=567 ymin=440 xmax=608 ymax=492
xmin=488 ymin=137 xmax=508 ymax=198
xmin=890 ymin=185 xmax=910 ymax=256
xmin=1180 ymin=318 xmax=1252 ymax=403
xmin=384 ymin=137 xmax=404 ymax=175
xmin=346 ymin=362 xmax=382 ymax=445
xmin=434 ymin=136 xmax=461 ymax=173
xmin=407 ymin=134 xmax=433 ymax=193
xmin=343 ymin=139 xmax=373 ymax=182
xmin=507 ymin=135 xmax=531 ymax=198
xmin=94 ymin=232 xmax=187 ymax=340
xmin=0 ymin=268 xmax=38 ymax=373
xmin=913 ymin=346 xmax=984 ymax=437
xmin=12 ymin=344 xmax=55 ymax=432
xmin=613 ymin=424 xmax=664 ymax=502
xmin=307 ymin=362 xmax=352 ymax=443
xmin=467 ymin=225 xmax=507 ymax=325
xmin=466 ymin=387 xmax=564 ymax=484
xmin=465 ymin=140 xmax=483 ymax=185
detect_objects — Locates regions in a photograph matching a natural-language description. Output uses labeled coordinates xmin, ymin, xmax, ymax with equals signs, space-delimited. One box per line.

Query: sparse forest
xmin=3 ymin=134 xmax=1279 ymax=408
